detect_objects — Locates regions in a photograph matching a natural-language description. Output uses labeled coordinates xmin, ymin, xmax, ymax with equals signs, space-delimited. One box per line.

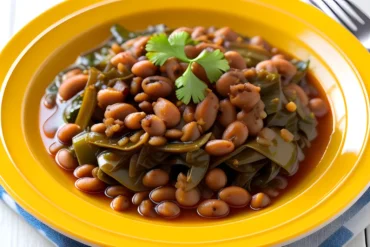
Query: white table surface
xmin=0 ymin=0 xmax=369 ymax=246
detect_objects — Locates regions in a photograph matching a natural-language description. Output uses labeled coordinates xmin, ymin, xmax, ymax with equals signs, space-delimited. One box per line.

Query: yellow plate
xmin=1 ymin=0 xmax=370 ymax=246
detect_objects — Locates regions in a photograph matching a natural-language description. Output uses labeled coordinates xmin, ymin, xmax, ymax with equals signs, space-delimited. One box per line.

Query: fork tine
xmin=307 ymin=0 xmax=322 ymax=10
xmin=333 ymin=0 xmax=363 ymax=26
xmin=343 ymin=0 xmax=370 ymax=22
xmin=321 ymin=0 xmax=354 ymax=31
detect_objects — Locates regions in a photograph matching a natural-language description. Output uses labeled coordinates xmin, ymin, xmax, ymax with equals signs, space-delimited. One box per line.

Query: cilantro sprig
xmin=146 ymin=31 xmax=229 ymax=104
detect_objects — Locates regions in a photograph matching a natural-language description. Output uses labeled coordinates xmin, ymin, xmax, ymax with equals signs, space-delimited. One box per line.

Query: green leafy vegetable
xmin=155 ymin=133 xmax=212 ymax=153
xmin=181 ymin=149 xmax=210 ymax=191
xmin=72 ymin=132 xmax=101 ymax=165
xmin=291 ymin=60 xmax=310 ymax=84
xmin=63 ymin=94 xmax=83 ymax=123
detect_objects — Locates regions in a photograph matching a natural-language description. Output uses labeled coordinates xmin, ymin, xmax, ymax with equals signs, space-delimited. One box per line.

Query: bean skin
xmin=142 ymin=76 xmax=173 ymax=98
xmin=218 ymin=186 xmax=251 ymax=208
xmin=195 ymin=91 xmax=219 ymax=132
xmin=48 ymin=142 xmax=65 ymax=155
xmin=165 ymin=129 xmax=183 ymax=140
xmin=91 ymin=123 xmax=106 ymax=133
xmin=141 ymin=115 xmax=166 ymax=136
xmin=272 ymin=58 xmax=297 ymax=84
xmin=205 ymin=139 xmax=235 ymax=156
xmin=205 ymin=168 xmax=227 ymax=191
xmin=184 ymin=45 xmax=200 ymax=59
xmin=73 ymin=164 xmax=96 ymax=178
xmin=139 ymin=101 xmax=153 ymax=114
xmin=105 ymin=185 xmax=131 ymax=198
xmin=138 ymin=199 xmax=156 ymax=218
xmin=131 ymin=36 xmax=150 ymax=57
xmin=153 ymin=98 xmax=181 ymax=128
xmin=142 ymin=169 xmax=169 ymax=188
xmin=132 ymin=60 xmax=157 ymax=78
xmin=104 ymin=103 xmax=137 ymax=121
xmin=161 ymin=58 xmax=183 ymax=81
xmin=218 ymin=99 xmax=237 ymax=128
xmin=250 ymin=192 xmax=271 ymax=209
xmin=155 ymin=201 xmax=181 ymax=219
xmin=197 ymin=199 xmax=230 ymax=218
xmin=224 ymin=51 xmax=246 ymax=70
xmin=192 ymin=26 xmax=207 ymax=39
xmin=132 ymin=191 xmax=150 ymax=206
xmin=59 ymin=74 xmax=88 ymax=100
xmin=229 ymin=83 xmax=261 ymax=112
xmin=75 ymin=177 xmax=106 ymax=193
xmin=150 ymin=186 xmax=177 ymax=203
xmin=183 ymin=105 xmax=195 ymax=123
xmin=55 ymin=149 xmax=79 ymax=171
xmin=285 ymin=84 xmax=309 ymax=106
xmin=215 ymin=71 xmax=246 ymax=97
xmin=309 ymin=98 xmax=328 ymax=117
xmin=124 ymin=112 xmax=146 ymax=129
xmin=181 ymin=121 xmax=201 ymax=142
xmin=175 ymin=188 xmax=201 ymax=207
xmin=214 ymin=27 xmax=239 ymax=41
xmin=256 ymin=60 xmax=277 ymax=73
xmin=237 ymin=111 xmax=264 ymax=136
xmin=110 ymin=51 xmax=137 ymax=68
xmin=97 ymin=88 xmax=124 ymax=108
xmin=191 ymin=62 xmax=209 ymax=82
xmin=130 ymin=77 xmax=143 ymax=95
xmin=111 ymin=195 xmax=130 ymax=212
xmin=222 ymin=121 xmax=249 ymax=147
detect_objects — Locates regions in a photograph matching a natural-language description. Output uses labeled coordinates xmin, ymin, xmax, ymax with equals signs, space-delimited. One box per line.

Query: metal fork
xmin=308 ymin=0 xmax=370 ymax=51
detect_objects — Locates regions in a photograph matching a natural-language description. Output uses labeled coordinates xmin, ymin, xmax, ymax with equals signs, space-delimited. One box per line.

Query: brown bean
xmin=55 ymin=149 xmax=79 ymax=171
xmin=124 ymin=112 xmax=146 ymax=129
xmin=222 ymin=121 xmax=249 ymax=147
xmin=92 ymin=167 xmax=99 ymax=178
xmin=105 ymin=185 xmax=131 ymax=198
xmin=171 ymin=27 xmax=193 ymax=35
xmin=183 ymin=105 xmax=195 ymax=123
xmin=197 ymin=199 xmax=230 ymax=218
xmin=224 ymin=51 xmax=246 ymax=70
xmin=256 ymin=60 xmax=277 ymax=73
xmin=272 ymin=58 xmax=297 ymax=84
xmin=59 ymin=74 xmax=88 ymax=100
xmin=153 ymin=98 xmax=181 ymax=128
xmin=229 ymin=83 xmax=261 ymax=111
xmin=142 ymin=169 xmax=169 ymax=188
xmin=218 ymin=99 xmax=237 ymax=128
xmin=142 ymin=76 xmax=173 ymax=98
xmin=43 ymin=94 xmax=56 ymax=109
xmin=110 ymin=51 xmax=137 ymax=68
xmin=237 ymin=111 xmax=264 ymax=136
xmin=175 ymin=188 xmax=201 ymax=207
xmin=161 ymin=58 xmax=183 ymax=81
xmin=132 ymin=191 xmax=150 ymax=205
xmin=150 ymin=186 xmax=177 ymax=203
xmin=205 ymin=168 xmax=227 ymax=191
xmin=131 ymin=36 xmax=150 ymax=57
xmin=75 ymin=177 xmax=106 ymax=193
xmin=181 ymin=121 xmax=201 ymax=142
xmin=218 ymin=186 xmax=251 ymax=208
xmin=205 ymin=139 xmax=235 ymax=156
xmin=130 ymin=77 xmax=142 ymax=95
xmin=192 ymin=26 xmax=207 ymax=39
xmin=250 ymin=192 xmax=271 ymax=209
xmin=215 ymin=71 xmax=246 ymax=97
xmin=285 ymin=84 xmax=309 ymax=106
xmin=57 ymin=123 xmax=81 ymax=144
xmin=184 ymin=45 xmax=200 ymax=59
xmin=195 ymin=42 xmax=226 ymax=53
xmin=63 ymin=68 xmax=82 ymax=81
xmin=214 ymin=27 xmax=239 ymax=41
xmin=195 ymin=91 xmax=219 ymax=132
xmin=104 ymin=103 xmax=137 ymax=121
xmin=90 ymin=123 xmax=106 ymax=133
xmin=134 ymin=92 xmax=150 ymax=103
xmin=111 ymin=42 xmax=123 ymax=54
xmin=250 ymin=35 xmax=268 ymax=49
xmin=191 ymin=62 xmax=209 ymax=82
xmin=155 ymin=201 xmax=180 ymax=219
xmin=165 ymin=129 xmax=183 ymax=140
xmin=73 ymin=164 xmax=96 ymax=178
xmin=139 ymin=101 xmax=153 ymax=114
xmin=148 ymin=136 xmax=167 ymax=146
xmin=97 ymin=88 xmax=124 ymax=108
xmin=309 ymin=98 xmax=328 ymax=117
xmin=48 ymin=142 xmax=65 ymax=155
xmin=138 ymin=199 xmax=156 ymax=218
xmin=132 ymin=60 xmax=157 ymax=78
xmin=141 ymin=114 xmax=166 ymax=136
xmin=111 ymin=195 xmax=130 ymax=212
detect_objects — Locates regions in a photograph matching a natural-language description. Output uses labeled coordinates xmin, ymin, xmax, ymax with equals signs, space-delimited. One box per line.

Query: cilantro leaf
xmin=194 ymin=49 xmax=230 ymax=82
xmin=175 ymin=65 xmax=208 ymax=104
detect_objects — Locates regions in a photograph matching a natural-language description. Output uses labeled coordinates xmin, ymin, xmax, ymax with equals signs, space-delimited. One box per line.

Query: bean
xmin=165 ymin=129 xmax=183 ymax=140
xmin=130 ymin=77 xmax=143 ymax=95
xmin=92 ymin=167 xmax=99 ymax=178
xmin=161 ymin=58 xmax=183 ymax=81
xmin=148 ymin=136 xmax=167 ymax=146
xmin=272 ymin=58 xmax=297 ymax=84
xmin=132 ymin=60 xmax=157 ymax=78
xmin=216 ymin=71 xmax=246 ymax=97
xmin=285 ymin=84 xmax=309 ymax=106
xmin=118 ymin=137 xmax=129 ymax=146
xmin=214 ymin=27 xmax=239 ymax=41
xmin=250 ymin=192 xmax=271 ymax=209
xmin=75 ymin=177 xmax=106 ymax=193
xmin=218 ymin=186 xmax=251 ymax=208
xmin=43 ymin=94 xmax=56 ymax=109
xmin=192 ymin=26 xmax=206 ymax=39
xmin=73 ymin=164 xmax=96 ymax=178
xmin=111 ymin=195 xmax=130 ymax=212
xmin=124 ymin=112 xmax=146 ymax=129
xmin=171 ymin=27 xmax=193 ymax=35
xmin=196 ymin=43 xmax=226 ymax=53
xmin=141 ymin=115 xmax=166 ymax=136
xmin=229 ymin=83 xmax=261 ymax=112
xmin=150 ymin=186 xmax=177 ymax=203
xmin=191 ymin=62 xmax=209 ymax=83
xmin=237 ymin=111 xmax=264 ymax=136
xmin=55 ymin=149 xmax=79 ymax=171
xmin=142 ymin=169 xmax=169 ymax=188
xmin=153 ymin=98 xmax=181 ymax=128
xmin=142 ymin=76 xmax=173 ymax=98
xmin=272 ymin=54 xmax=286 ymax=60
xmin=104 ymin=103 xmax=137 ymax=121
xmin=205 ymin=139 xmax=235 ymax=156
xmin=250 ymin=35 xmax=267 ymax=48
xmin=48 ymin=142 xmax=65 ymax=155
xmin=155 ymin=201 xmax=180 ymax=219
xmin=138 ymin=199 xmax=156 ymax=217
xmin=217 ymin=100 xmax=236 ymax=129
xmin=262 ymin=187 xmax=280 ymax=197
xmin=134 ymin=92 xmax=150 ymax=103
xmin=280 ymin=128 xmax=294 ymax=142
xmin=62 ymin=68 xmax=82 ymax=81
xmin=181 ymin=121 xmax=201 ymax=142
xmin=91 ymin=123 xmax=106 ymax=133
xmin=195 ymin=91 xmax=219 ymax=132
xmin=309 ymin=98 xmax=328 ymax=117
xmin=97 ymin=88 xmax=124 ymax=108
xmin=131 ymin=36 xmax=150 ymax=57
xmin=139 ymin=101 xmax=153 ymax=114
xmin=105 ymin=185 xmax=131 ymax=198
xmin=175 ymin=188 xmax=201 ymax=207
xmin=129 ymin=131 xmax=143 ymax=143
xmin=197 ymin=199 xmax=230 ymax=218
xmin=205 ymin=168 xmax=227 ymax=191
xmin=184 ymin=45 xmax=200 ymax=59
xmin=183 ymin=105 xmax=195 ymax=123
xmin=132 ymin=191 xmax=150 ymax=205
xmin=224 ymin=51 xmax=246 ymax=70
xmin=222 ymin=121 xmax=249 ymax=147
xmin=111 ymin=42 xmax=123 ymax=54
xmin=256 ymin=60 xmax=277 ymax=73
xmin=138 ymin=56 xmax=147 ymax=61
xmin=59 ymin=74 xmax=89 ymax=100
xmin=110 ymin=51 xmax=137 ymax=68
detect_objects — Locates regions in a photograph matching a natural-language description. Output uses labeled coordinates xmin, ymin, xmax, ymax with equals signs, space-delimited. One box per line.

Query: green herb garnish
xmin=146 ymin=32 xmax=229 ymax=104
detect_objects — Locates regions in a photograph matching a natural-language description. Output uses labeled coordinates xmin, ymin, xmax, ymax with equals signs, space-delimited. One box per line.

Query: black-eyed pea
xmin=153 ymin=98 xmax=181 ymax=128
xmin=150 ymin=186 xmax=177 ymax=203
xmin=195 ymin=91 xmax=219 ymax=132
xmin=250 ymin=192 xmax=271 ymax=209
xmin=132 ymin=191 xmax=150 ymax=205
xmin=131 ymin=60 xmax=157 ymax=78
xmin=55 ymin=149 xmax=79 ymax=171
xmin=142 ymin=169 xmax=169 ymax=188
xmin=218 ymin=99 xmax=237 ymax=127
xmin=59 ymin=74 xmax=89 ymax=100
xmin=197 ymin=199 xmax=230 ymax=218
xmin=105 ymin=185 xmax=131 ymax=198
xmin=148 ymin=136 xmax=167 ymax=146
xmin=104 ymin=103 xmax=137 ymax=121
xmin=181 ymin=121 xmax=201 ymax=142
xmin=141 ymin=115 xmax=166 ymax=136
xmin=215 ymin=71 xmax=246 ymax=97
xmin=175 ymin=188 xmax=200 ymax=207
xmin=111 ymin=195 xmax=130 ymax=212
xmin=142 ymin=76 xmax=173 ymax=98
xmin=138 ymin=199 xmax=156 ymax=217
xmin=224 ymin=51 xmax=246 ymax=70
xmin=205 ymin=139 xmax=235 ymax=156
xmin=309 ymin=98 xmax=328 ymax=117
xmin=75 ymin=177 xmax=106 ymax=193
xmin=205 ymin=168 xmax=227 ymax=191
xmin=73 ymin=164 xmax=96 ymax=178
xmin=165 ymin=129 xmax=183 ymax=140
xmin=229 ymin=83 xmax=261 ymax=112
xmin=91 ymin=123 xmax=106 ymax=133
xmin=124 ymin=112 xmax=146 ymax=129
xmin=161 ymin=58 xmax=184 ymax=81
xmin=57 ymin=124 xmax=82 ymax=144
xmin=218 ymin=186 xmax=251 ymax=208
xmin=222 ymin=121 xmax=249 ymax=147
xmin=155 ymin=201 xmax=181 ymax=219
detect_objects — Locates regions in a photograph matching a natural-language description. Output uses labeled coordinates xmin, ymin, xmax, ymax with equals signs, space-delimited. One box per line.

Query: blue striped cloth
xmin=0 ymin=186 xmax=369 ymax=247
